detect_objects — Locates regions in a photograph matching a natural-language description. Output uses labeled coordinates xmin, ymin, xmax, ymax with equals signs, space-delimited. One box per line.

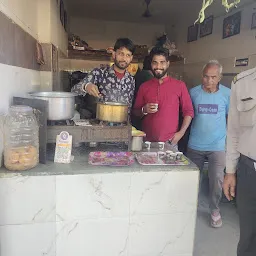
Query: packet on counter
xmin=74 ymin=119 xmax=92 ymax=126
xmin=132 ymin=127 xmax=146 ymax=137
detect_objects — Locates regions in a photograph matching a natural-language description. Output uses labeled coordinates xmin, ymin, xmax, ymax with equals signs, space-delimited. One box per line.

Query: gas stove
xmin=47 ymin=119 xmax=132 ymax=150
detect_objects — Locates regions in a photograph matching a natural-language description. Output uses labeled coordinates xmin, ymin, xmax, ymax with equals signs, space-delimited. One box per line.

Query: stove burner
xmin=47 ymin=119 xmax=128 ymax=127
xmin=47 ymin=120 xmax=74 ymax=126
xmin=99 ymin=121 xmax=127 ymax=127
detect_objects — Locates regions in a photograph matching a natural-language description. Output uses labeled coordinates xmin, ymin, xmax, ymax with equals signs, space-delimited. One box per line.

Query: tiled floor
xmin=194 ymin=178 xmax=240 ymax=256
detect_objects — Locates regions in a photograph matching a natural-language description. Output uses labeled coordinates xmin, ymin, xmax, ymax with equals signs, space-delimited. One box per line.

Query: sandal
xmin=211 ymin=211 xmax=223 ymax=228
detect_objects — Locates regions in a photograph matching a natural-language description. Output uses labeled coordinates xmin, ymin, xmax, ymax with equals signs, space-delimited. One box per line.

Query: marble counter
xmin=0 ymin=145 xmax=199 ymax=256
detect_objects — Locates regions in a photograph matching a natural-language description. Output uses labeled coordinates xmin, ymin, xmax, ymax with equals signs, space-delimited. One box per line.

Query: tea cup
xmin=158 ymin=142 xmax=165 ymax=151
xmin=176 ymin=152 xmax=183 ymax=160
xmin=145 ymin=141 xmax=151 ymax=150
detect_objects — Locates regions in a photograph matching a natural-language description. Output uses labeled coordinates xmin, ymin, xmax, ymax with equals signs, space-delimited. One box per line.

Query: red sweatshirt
xmin=133 ymin=76 xmax=194 ymax=142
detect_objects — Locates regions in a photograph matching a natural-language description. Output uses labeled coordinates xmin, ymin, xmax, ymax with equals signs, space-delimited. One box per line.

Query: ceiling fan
xmin=142 ymin=0 xmax=152 ymax=18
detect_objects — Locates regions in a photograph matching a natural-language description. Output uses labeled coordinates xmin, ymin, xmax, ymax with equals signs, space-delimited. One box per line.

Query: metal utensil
xmin=96 ymin=101 xmax=128 ymax=123
xmin=28 ymin=92 xmax=77 ymax=120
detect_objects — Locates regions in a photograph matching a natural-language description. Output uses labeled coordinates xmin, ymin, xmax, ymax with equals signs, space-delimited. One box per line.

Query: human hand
xmin=223 ymin=173 xmax=236 ymax=201
xmin=170 ymin=131 xmax=184 ymax=145
xmin=143 ymin=103 xmax=158 ymax=114
xmin=86 ymin=83 xmax=100 ymax=98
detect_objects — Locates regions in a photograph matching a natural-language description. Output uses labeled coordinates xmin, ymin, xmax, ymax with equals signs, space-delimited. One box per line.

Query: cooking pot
xmin=29 ymin=92 xmax=77 ymax=120
xmin=96 ymin=101 xmax=128 ymax=123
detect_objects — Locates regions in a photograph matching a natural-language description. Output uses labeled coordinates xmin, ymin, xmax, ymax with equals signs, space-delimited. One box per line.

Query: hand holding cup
xmin=143 ymin=103 xmax=159 ymax=114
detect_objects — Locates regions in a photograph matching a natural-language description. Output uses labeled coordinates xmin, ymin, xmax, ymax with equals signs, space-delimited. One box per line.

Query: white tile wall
xmin=56 ymin=173 xmax=131 ymax=221
xmin=130 ymin=171 xmax=199 ymax=215
xmin=129 ymin=213 xmax=197 ymax=256
xmin=0 ymin=63 xmax=40 ymax=114
xmin=39 ymin=71 xmax=53 ymax=91
xmin=0 ymin=222 xmax=56 ymax=256
xmin=56 ymin=218 xmax=129 ymax=256
xmin=0 ymin=170 xmax=199 ymax=256
xmin=0 ymin=176 xmax=56 ymax=225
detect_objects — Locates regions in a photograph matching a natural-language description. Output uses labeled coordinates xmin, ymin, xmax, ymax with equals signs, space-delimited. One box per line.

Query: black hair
xmin=143 ymin=55 xmax=151 ymax=70
xmin=149 ymin=46 xmax=170 ymax=62
xmin=114 ymin=38 xmax=136 ymax=55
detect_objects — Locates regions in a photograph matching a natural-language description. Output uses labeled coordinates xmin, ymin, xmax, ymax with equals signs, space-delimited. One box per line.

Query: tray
xmin=135 ymin=152 xmax=190 ymax=166
xmin=89 ymin=151 xmax=134 ymax=166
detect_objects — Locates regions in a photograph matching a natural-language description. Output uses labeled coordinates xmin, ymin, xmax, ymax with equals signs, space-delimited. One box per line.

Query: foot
xmin=211 ymin=211 xmax=222 ymax=228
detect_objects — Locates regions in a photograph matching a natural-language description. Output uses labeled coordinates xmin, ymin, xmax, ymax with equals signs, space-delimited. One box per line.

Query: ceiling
xmin=66 ymin=0 xmax=256 ymax=25
xmin=66 ymin=0 xmax=203 ymax=24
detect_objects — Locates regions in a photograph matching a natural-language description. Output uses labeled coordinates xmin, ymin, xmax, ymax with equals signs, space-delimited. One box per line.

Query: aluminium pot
xmin=29 ymin=92 xmax=77 ymax=120
xmin=96 ymin=102 xmax=128 ymax=123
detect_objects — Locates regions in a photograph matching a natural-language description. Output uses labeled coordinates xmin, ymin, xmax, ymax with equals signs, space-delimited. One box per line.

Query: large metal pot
xmin=96 ymin=102 xmax=128 ymax=123
xmin=29 ymin=92 xmax=77 ymax=120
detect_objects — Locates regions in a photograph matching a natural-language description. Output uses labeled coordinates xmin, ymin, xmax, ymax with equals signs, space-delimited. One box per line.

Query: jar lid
xmin=10 ymin=105 xmax=33 ymax=114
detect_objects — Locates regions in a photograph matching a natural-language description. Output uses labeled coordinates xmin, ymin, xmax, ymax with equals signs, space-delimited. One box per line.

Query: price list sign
xmin=54 ymin=131 xmax=72 ymax=163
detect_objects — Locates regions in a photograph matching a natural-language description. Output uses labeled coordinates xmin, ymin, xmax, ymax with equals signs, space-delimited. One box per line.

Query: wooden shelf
xmin=68 ymin=49 xmax=145 ymax=63
xmin=68 ymin=49 xmax=111 ymax=61
xmin=68 ymin=49 xmax=183 ymax=64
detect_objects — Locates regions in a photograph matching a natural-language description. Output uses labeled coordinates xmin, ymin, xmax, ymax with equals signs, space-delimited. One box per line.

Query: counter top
xmin=0 ymin=144 xmax=198 ymax=178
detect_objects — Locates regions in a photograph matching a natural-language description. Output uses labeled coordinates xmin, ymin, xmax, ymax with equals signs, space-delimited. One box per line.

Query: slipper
xmin=211 ymin=211 xmax=222 ymax=228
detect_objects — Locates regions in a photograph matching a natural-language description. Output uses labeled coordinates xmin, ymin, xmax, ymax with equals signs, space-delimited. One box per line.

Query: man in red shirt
xmin=133 ymin=47 xmax=194 ymax=146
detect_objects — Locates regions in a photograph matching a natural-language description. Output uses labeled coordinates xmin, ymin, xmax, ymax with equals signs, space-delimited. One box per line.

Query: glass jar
xmin=4 ymin=105 xmax=39 ymax=171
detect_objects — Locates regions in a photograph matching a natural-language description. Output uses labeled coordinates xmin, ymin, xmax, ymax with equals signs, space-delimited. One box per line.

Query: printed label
xmin=198 ymin=104 xmax=218 ymax=114
xmin=54 ymin=131 xmax=72 ymax=164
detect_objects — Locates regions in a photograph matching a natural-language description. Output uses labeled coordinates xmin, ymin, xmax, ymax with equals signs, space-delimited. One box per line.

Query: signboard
xmin=235 ymin=58 xmax=249 ymax=67
xmin=54 ymin=131 xmax=72 ymax=163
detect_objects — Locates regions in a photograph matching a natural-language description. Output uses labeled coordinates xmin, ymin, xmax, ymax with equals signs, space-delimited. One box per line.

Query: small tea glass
xmin=169 ymin=153 xmax=177 ymax=161
xmin=158 ymin=142 xmax=165 ymax=151
xmin=166 ymin=150 xmax=173 ymax=157
xmin=144 ymin=141 xmax=151 ymax=150
xmin=176 ymin=152 xmax=183 ymax=160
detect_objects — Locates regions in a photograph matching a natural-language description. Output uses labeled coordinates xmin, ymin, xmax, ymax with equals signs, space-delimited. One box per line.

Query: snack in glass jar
xmin=4 ymin=145 xmax=38 ymax=171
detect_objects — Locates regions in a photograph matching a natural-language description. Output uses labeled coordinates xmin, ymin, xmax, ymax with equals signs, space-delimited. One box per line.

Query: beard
xmin=152 ymin=68 xmax=168 ymax=79
xmin=114 ymin=59 xmax=129 ymax=70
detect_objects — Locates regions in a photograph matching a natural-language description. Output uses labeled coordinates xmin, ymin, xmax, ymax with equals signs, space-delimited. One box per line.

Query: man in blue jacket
xmin=187 ymin=60 xmax=230 ymax=228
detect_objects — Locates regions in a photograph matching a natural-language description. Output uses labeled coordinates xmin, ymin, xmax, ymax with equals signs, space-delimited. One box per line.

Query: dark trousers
xmin=237 ymin=155 xmax=256 ymax=256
